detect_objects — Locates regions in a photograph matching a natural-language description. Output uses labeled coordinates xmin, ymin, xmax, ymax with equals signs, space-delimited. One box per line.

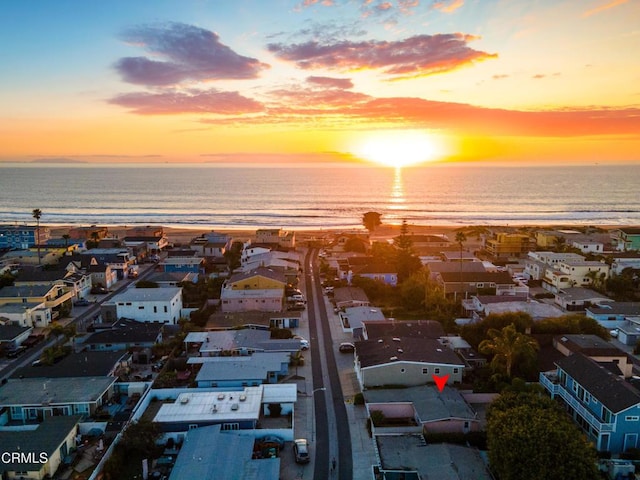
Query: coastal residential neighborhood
xmin=1 ymin=220 xmax=640 ymax=479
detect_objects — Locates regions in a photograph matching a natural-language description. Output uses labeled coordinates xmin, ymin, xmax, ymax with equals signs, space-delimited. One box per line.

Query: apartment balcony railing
xmin=539 ymin=372 xmax=614 ymax=433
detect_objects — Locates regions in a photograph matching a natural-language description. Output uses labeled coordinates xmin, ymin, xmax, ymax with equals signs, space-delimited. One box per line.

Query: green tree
xmin=32 ymin=208 xmax=42 ymax=265
xmin=487 ymin=392 xmax=599 ymax=480
xmin=371 ymin=241 xmax=397 ymax=264
xmin=461 ymin=311 xmax=534 ymax=349
xmin=479 ymin=323 xmax=539 ymax=379
xmin=362 ymin=211 xmax=382 ymax=232
xmin=454 ymin=231 xmax=467 ymax=302
xmin=224 ymin=240 xmax=243 ymax=271
xmin=344 ymin=237 xmax=367 ymax=253
xmin=394 ymin=219 xmax=421 ymax=283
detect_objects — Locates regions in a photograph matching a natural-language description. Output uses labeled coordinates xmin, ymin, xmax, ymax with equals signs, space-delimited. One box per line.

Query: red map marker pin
xmin=433 ymin=374 xmax=449 ymax=392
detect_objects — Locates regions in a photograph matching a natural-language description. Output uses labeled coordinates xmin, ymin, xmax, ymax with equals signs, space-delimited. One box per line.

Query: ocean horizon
xmin=1 ymin=162 xmax=639 ymax=230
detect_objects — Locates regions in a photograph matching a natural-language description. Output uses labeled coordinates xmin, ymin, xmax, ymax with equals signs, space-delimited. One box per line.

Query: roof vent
xmin=180 ymin=397 xmax=189 ymax=404
xmin=218 ymin=393 xmax=226 ymax=400
xmin=378 ymin=339 xmax=384 ymax=343
xmin=436 ymin=348 xmax=443 ymax=352
xmin=231 ymin=403 xmax=239 ymax=411
xmin=397 ymin=348 xmax=404 ymax=353
xmin=212 ymin=404 xmax=218 ymax=412
xmin=392 ymin=337 xmax=401 ymax=342
xmin=239 ymin=394 xmax=247 ymax=402
xmin=389 ymin=356 xmax=398 ymax=361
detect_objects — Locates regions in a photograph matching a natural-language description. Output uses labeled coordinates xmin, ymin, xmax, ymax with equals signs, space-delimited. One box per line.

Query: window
xmin=626 ymin=416 xmax=640 ymax=421
xmin=434 ymin=368 xmax=440 ymax=374
xmin=164 ymin=306 xmax=168 ymax=313
xmin=138 ymin=306 xmax=144 ymax=310
xmin=189 ymin=424 xmax=198 ymax=430
xmin=422 ymin=368 xmax=429 ymax=375
xmin=602 ymin=407 xmax=612 ymax=423
xmin=222 ymin=423 xmax=239 ymax=431
xmin=154 ymin=306 xmax=157 ymax=313
xmin=453 ymin=368 xmax=459 ymax=374
xmin=400 ymin=368 xmax=406 ymax=373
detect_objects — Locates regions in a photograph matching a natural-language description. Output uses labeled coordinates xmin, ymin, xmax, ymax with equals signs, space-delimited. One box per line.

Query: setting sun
xmin=351 ymin=130 xmax=444 ymax=167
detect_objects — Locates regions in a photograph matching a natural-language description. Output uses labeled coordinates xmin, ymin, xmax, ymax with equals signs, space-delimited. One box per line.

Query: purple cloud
xmin=116 ymin=22 xmax=269 ymax=86
xmin=306 ymin=76 xmax=354 ymax=88
xmin=108 ymin=88 xmax=264 ymax=115
xmin=267 ymin=33 xmax=496 ymax=78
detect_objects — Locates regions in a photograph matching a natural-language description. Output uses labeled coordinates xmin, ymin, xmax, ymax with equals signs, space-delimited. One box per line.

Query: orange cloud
xmin=583 ymin=0 xmax=629 ymax=17
xmin=432 ymin=0 xmax=464 ymax=13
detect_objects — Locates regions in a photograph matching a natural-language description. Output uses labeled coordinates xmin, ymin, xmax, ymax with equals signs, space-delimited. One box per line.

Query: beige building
xmin=543 ymin=260 xmax=609 ymax=293
xmin=484 ymin=233 xmax=534 ymax=260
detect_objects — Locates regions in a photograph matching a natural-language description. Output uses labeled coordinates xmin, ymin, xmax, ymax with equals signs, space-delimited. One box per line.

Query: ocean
xmin=1 ymin=162 xmax=639 ymax=229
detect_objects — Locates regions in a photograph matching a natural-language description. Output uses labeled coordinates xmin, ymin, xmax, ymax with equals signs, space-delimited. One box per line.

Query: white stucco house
xmin=110 ymin=287 xmax=183 ymax=324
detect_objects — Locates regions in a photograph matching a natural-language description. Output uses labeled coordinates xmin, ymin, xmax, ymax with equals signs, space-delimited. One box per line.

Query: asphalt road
xmin=305 ymin=248 xmax=353 ymax=480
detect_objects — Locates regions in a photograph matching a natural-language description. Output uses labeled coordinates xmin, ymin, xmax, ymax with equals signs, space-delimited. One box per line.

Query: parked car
xmin=293 ymin=439 xmax=310 ymax=463
xmin=6 ymin=346 xmax=27 ymax=359
xmin=91 ymin=286 xmax=109 ymax=294
xmin=339 ymin=342 xmax=355 ymax=353
xmin=74 ymin=299 xmax=90 ymax=307
xmin=298 ymin=339 xmax=309 ymax=350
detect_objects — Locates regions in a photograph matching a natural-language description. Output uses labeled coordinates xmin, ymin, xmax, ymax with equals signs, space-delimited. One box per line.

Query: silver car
xmin=293 ymin=438 xmax=310 ymax=463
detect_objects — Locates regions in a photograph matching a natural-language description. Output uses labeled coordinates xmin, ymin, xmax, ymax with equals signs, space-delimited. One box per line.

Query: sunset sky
xmin=1 ymin=0 xmax=639 ymax=165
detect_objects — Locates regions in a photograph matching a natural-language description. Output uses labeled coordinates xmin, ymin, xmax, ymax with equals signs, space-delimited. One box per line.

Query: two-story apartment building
xmin=255 ymin=229 xmax=295 ymax=249
xmin=612 ymin=228 xmax=640 ymax=252
xmin=0 ymin=225 xmax=50 ymax=249
xmin=525 ymin=251 xmax=585 ymax=281
xmin=0 ymin=302 xmax=52 ymax=328
xmin=80 ymin=248 xmax=134 ymax=280
xmin=220 ymin=267 xmax=286 ymax=313
xmin=542 ymin=260 xmax=610 ymax=293
xmin=0 ymin=283 xmax=73 ymax=322
xmin=540 ymin=353 xmax=640 ymax=453
xmin=109 ymin=287 xmax=183 ymax=324
xmin=484 ymin=233 xmax=534 ymax=260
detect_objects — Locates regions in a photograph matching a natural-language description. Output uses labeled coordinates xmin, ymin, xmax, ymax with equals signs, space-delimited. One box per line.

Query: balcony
xmin=540 ymin=373 xmax=614 ymax=433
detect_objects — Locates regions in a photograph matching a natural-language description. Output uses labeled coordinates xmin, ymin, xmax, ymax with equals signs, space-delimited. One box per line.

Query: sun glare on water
xmin=352 ymin=130 xmax=443 ymax=167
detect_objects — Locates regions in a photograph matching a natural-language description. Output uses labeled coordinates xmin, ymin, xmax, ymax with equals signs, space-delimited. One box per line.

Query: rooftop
xmin=111 ymin=286 xmax=182 ymax=303
xmin=555 ymin=334 xmax=624 ymax=357
xmin=365 ymin=385 xmax=477 ymax=423
xmin=0 ymin=283 xmax=58 ymax=298
xmin=587 ymin=302 xmax=640 ymax=316
xmin=0 ymin=416 xmax=82 ymax=470
xmin=363 ymin=320 xmax=445 ymax=340
xmin=556 ymin=353 xmax=640 ymax=413
xmin=12 ymin=351 xmax=128 ymax=379
xmin=228 ymin=266 xmax=287 ymax=285
xmin=169 ymin=425 xmax=279 ymax=480
xmin=160 ymin=257 xmax=204 ymax=266
xmin=0 ymin=376 xmax=116 ymax=406
xmin=355 ymin=337 xmax=464 ymax=368
xmin=84 ymin=320 xmax=163 ymax=345
xmin=207 ymin=311 xmax=301 ymax=329
xmin=195 ymin=352 xmax=290 ymax=382
xmin=0 ymin=324 xmax=32 ymax=341
xmin=333 ymin=286 xmax=369 ymax=304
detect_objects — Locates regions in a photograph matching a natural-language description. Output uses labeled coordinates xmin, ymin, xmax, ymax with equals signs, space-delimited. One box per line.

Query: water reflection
xmin=389 ymin=167 xmax=406 ymax=209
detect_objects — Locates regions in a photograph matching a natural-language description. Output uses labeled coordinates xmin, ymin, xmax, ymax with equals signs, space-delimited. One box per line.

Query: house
xmin=145 ymin=271 xmax=199 ymax=287
xmin=536 ymin=230 xmax=562 ymax=248
xmin=83 ymin=319 xmax=163 ymax=351
xmin=554 ymin=287 xmax=613 ymax=312
xmin=333 ymin=287 xmax=370 ymax=310
xmin=193 ymin=352 xmax=290 ymax=387
xmin=525 ymin=251 xmax=586 ymax=281
xmin=440 ymin=336 xmax=487 ymax=371
xmin=206 ymin=311 xmax=300 ymax=330
xmin=441 ymin=250 xmax=479 ymax=263
xmin=87 ymin=263 xmax=117 ymax=288
xmin=434 ymin=271 xmax=518 ymax=297
xmin=184 ymin=329 xmax=302 ymax=357
xmin=354 ymin=337 xmax=464 ymax=389
xmin=354 ymin=263 xmax=398 ymax=286
xmin=68 ymin=225 xmax=109 ymax=241
xmin=168 ymin=425 xmax=279 ymax=480
xmin=361 ymin=319 xmax=445 ymax=341
xmin=572 ymin=240 xmax=604 ymax=254
xmin=160 ymin=256 xmax=205 ymax=274
xmin=12 ymin=351 xmax=130 ymax=379
xmin=108 ymin=287 xmax=183 ymax=324
xmin=462 ymin=294 xmax=529 ymax=318
xmin=190 ymin=231 xmax=232 ymax=258
xmin=0 ymin=302 xmax=52 ymax=328
xmin=220 ymin=267 xmax=286 ymax=313
xmin=122 ymin=235 xmax=169 ymax=254
xmin=79 ymin=248 xmax=133 ymax=279
xmin=552 ymin=334 xmax=633 ymax=378
xmin=542 ymin=259 xmax=610 ymax=293
xmin=1 ymin=248 xmax=63 ymax=266
xmin=0 ymin=415 xmax=81 ymax=480
xmin=364 ymin=385 xmax=480 ymax=435
xmin=151 ymin=384 xmax=296 ymax=439
xmin=0 ymin=376 xmax=116 ymax=421
xmin=15 ymin=268 xmax=93 ymax=301
xmin=611 ymin=252 xmax=640 ymax=275
xmin=540 ymin=353 xmax=640 ymax=453
xmin=484 ymin=233 xmax=534 ymax=260
xmin=375 ymin=436 xmax=492 ymax=480
xmin=0 ymin=225 xmax=50 ymax=249
xmin=612 ymin=228 xmax=640 ymax=252
xmin=0 ymin=283 xmax=73 ymax=321
xmin=255 ymin=228 xmax=296 ymax=249
xmin=339 ymin=306 xmax=385 ymax=338
xmin=426 ymin=260 xmax=486 ymax=281
xmin=0 ymin=325 xmax=32 ymax=351
xmin=586 ymin=303 xmax=640 ymax=328
xmin=241 ymin=251 xmax=302 ymax=275
xmin=483 ymin=300 xmax=566 ymax=320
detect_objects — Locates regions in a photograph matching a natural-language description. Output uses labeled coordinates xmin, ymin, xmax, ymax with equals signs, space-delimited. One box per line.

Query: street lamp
xmin=311 ymin=387 xmax=326 ymax=441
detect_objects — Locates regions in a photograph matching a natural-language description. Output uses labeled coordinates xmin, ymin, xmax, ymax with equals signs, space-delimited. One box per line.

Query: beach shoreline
xmin=46 ymin=222 xmax=629 ymax=246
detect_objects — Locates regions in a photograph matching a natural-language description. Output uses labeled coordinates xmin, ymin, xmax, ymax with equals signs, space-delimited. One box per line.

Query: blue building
xmin=540 ymin=353 xmax=640 ymax=453
xmin=193 ymin=352 xmax=290 ymax=388
xmin=0 ymin=225 xmax=48 ymax=249
xmin=161 ymin=256 xmax=205 ymax=274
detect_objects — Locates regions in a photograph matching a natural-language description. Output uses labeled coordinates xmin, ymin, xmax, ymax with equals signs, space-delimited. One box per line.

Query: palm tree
xmin=32 ymin=208 xmax=42 ymax=265
xmin=479 ymin=324 xmax=539 ymax=378
xmin=454 ymin=231 xmax=467 ymax=302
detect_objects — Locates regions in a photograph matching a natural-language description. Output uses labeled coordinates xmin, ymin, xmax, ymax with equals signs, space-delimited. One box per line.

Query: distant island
xmin=30 ymin=158 xmax=87 ymax=164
